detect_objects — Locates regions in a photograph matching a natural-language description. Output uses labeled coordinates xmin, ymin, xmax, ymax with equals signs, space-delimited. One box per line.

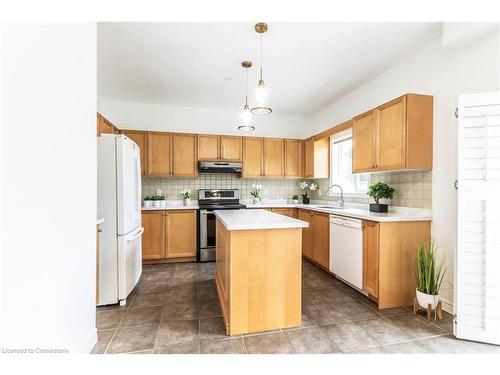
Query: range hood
xmin=198 ymin=161 xmax=242 ymax=174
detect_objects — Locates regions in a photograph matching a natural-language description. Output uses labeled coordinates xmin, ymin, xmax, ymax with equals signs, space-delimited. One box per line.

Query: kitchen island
xmin=214 ymin=209 xmax=308 ymax=336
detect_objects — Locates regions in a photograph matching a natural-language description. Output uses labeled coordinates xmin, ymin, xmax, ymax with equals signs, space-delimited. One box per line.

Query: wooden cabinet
xmin=242 ymin=137 xmax=264 ymax=177
xmin=352 ymin=111 xmax=377 ymax=172
xmin=166 ymin=210 xmax=197 ymax=258
xmin=263 ymin=138 xmax=284 ymax=178
xmin=362 ymin=220 xmax=379 ymax=298
xmin=121 ymin=130 xmax=148 ymax=176
xmin=142 ymin=210 xmax=197 ymax=262
xmin=148 ymin=132 xmax=172 ymax=176
xmin=284 ymin=139 xmax=303 ymax=178
xmin=147 ymin=132 xmax=197 ymax=177
xmin=271 ymin=208 xmax=297 ymax=218
xmin=299 ymin=209 xmax=329 ymax=269
xmin=312 ymin=212 xmax=329 ymax=269
xmin=304 ymin=137 xmax=329 ymax=179
xmin=298 ymin=209 xmax=313 ymax=259
xmin=142 ymin=211 xmax=166 ymax=260
xmin=352 ymin=94 xmax=433 ymax=173
xmin=220 ymin=136 xmax=242 ymax=161
xmin=97 ymin=113 xmax=119 ymax=136
xmin=198 ymin=135 xmax=242 ymax=161
xmin=173 ymin=133 xmax=197 ymax=177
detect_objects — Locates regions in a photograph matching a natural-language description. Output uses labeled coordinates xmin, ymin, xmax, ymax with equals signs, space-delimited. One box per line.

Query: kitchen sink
xmin=314 ymin=205 xmax=345 ymax=209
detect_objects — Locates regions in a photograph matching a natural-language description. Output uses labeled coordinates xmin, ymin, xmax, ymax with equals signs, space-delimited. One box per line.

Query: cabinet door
xmin=271 ymin=208 xmax=297 ymax=218
xmin=220 ymin=136 xmax=242 ymax=161
xmin=363 ymin=221 xmax=379 ymax=297
xmin=284 ymin=139 xmax=302 ymax=178
xmin=98 ymin=116 xmax=116 ymax=135
xmin=166 ymin=210 xmax=197 ymax=258
xmin=198 ymin=135 xmax=220 ymax=160
xmin=352 ymin=111 xmax=376 ymax=172
xmin=242 ymin=137 xmax=264 ymax=178
xmin=312 ymin=212 xmax=330 ymax=269
xmin=142 ymin=211 xmax=166 ymax=260
xmin=263 ymin=138 xmax=284 ymax=178
xmin=121 ymin=130 xmax=148 ymax=176
xmin=298 ymin=210 xmax=313 ymax=259
xmin=304 ymin=137 xmax=314 ymax=178
xmin=148 ymin=132 xmax=172 ymax=176
xmin=377 ymin=96 xmax=406 ymax=170
xmin=173 ymin=134 xmax=197 ymax=177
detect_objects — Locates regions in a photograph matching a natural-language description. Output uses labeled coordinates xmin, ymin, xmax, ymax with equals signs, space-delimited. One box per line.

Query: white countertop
xmin=247 ymin=201 xmax=432 ymax=222
xmin=215 ymin=209 xmax=309 ymax=231
xmin=142 ymin=200 xmax=199 ymax=210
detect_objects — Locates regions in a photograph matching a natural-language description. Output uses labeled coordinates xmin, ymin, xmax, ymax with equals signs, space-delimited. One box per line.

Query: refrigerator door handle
xmin=126 ymin=227 xmax=144 ymax=243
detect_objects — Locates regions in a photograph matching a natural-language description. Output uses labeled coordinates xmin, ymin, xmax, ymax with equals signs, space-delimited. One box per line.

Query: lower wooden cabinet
xmin=271 ymin=208 xmax=297 ymax=218
xmin=311 ymin=212 xmax=329 ymax=269
xmin=362 ymin=220 xmax=379 ymax=298
xmin=298 ymin=209 xmax=313 ymax=259
xmin=142 ymin=210 xmax=197 ymax=262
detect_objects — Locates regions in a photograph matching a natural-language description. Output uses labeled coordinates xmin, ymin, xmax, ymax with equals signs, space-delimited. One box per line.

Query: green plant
xmin=250 ymin=184 xmax=262 ymax=199
xmin=180 ymin=189 xmax=192 ymax=199
xmin=144 ymin=196 xmax=151 ymax=201
xmin=292 ymin=195 xmax=299 ymax=200
xmin=151 ymin=195 xmax=165 ymax=201
xmin=367 ymin=182 xmax=395 ymax=204
xmin=416 ymin=239 xmax=446 ymax=295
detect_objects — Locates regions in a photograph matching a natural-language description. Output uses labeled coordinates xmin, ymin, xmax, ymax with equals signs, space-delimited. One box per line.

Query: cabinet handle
xmin=97 ymin=227 xmax=103 ymax=232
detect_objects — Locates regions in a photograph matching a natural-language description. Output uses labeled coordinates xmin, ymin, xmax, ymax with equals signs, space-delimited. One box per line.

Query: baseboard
xmin=440 ymin=297 xmax=454 ymax=314
xmin=83 ymin=329 xmax=97 ymax=353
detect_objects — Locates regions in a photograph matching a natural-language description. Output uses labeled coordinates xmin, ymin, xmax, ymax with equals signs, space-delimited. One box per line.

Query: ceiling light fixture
xmin=251 ymin=22 xmax=272 ymax=115
xmin=238 ymin=60 xmax=255 ymax=132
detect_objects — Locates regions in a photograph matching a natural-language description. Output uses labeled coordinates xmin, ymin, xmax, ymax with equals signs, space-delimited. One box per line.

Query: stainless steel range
xmin=197 ymin=189 xmax=246 ymax=262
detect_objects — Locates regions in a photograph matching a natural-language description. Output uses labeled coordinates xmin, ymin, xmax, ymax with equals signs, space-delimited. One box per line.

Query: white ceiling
xmin=98 ymin=22 xmax=442 ymax=116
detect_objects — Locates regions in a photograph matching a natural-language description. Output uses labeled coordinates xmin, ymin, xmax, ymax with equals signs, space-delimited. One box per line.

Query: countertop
xmin=215 ymin=209 xmax=309 ymax=231
xmin=142 ymin=200 xmax=199 ymax=210
xmin=246 ymin=201 xmax=432 ymax=222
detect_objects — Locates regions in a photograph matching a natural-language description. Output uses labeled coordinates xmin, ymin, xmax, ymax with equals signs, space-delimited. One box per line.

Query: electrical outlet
xmin=156 ymin=189 xmax=162 ymax=196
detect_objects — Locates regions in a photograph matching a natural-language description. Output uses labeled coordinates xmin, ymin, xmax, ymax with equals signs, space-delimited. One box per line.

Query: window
xmin=330 ymin=130 xmax=369 ymax=195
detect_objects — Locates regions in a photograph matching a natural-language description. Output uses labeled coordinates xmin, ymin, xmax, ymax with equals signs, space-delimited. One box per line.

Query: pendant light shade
xmin=251 ymin=23 xmax=272 ymax=115
xmin=238 ymin=61 xmax=255 ymax=132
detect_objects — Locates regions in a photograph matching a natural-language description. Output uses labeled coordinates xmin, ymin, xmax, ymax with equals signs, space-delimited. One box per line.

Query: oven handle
xmin=199 ymin=210 xmax=210 ymax=248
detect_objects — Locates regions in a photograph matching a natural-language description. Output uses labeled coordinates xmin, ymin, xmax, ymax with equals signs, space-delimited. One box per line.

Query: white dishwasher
xmin=329 ymin=215 xmax=364 ymax=290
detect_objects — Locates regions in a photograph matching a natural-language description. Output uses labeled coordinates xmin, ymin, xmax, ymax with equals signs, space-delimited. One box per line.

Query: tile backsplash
xmin=311 ymin=170 xmax=432 ymax=208
xmin=142 ymin=174 xmax=304 ymax=201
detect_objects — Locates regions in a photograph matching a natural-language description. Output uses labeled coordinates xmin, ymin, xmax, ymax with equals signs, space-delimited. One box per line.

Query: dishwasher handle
xmin=330 ymin=215 xmax=364 ymax=230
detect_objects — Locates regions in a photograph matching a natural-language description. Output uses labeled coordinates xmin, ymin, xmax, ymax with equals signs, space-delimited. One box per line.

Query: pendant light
xmin=238 ymin=60 xmax=255 ymax=132
xmin=251 ymin=22 xmax=272 ymax=115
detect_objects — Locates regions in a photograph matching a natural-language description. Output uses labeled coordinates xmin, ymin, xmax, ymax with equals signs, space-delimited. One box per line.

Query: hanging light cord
xmin=260 ymin=33 xmax=263 ymax=81
xmin=245 ymin=67 xmax=248 ymax=106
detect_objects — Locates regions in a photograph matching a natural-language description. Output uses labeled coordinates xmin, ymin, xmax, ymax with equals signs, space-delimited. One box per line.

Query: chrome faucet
xmin=326 ymin=184 xmax=344 ymax=208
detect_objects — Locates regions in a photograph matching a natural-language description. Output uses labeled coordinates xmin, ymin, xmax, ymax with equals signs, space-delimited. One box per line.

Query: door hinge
xmin=454 ymin=107 xmax=459 ymax=118
xmin=454 ymin=180 xmax=458 ymax=190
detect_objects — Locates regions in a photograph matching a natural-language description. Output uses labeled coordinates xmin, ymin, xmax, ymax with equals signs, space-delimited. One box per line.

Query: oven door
xmin=199 ymin=210 xmax=216 ymax=261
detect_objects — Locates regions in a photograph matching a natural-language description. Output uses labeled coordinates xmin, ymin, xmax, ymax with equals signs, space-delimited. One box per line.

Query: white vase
xmin=292 ymin=199 xmax=299 ymax=204
xmin=416 ymin=288 xmax=440 ymax=309
xmin=144 ymin=200 xmax=152 ymax=208
xmin=253 ymin=197 xmax=261 ymax=204
xmin=183 ymin=198 xmax=191 ymax=206
xmin=153 ymin=200 xmax=161 ymax=208
xmin=159 ymin=200 xmax=166 ymax=207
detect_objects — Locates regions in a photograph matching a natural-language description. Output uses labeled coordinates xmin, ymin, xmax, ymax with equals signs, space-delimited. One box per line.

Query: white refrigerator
xmin=97 ymin=134 xmax=143 ymax=306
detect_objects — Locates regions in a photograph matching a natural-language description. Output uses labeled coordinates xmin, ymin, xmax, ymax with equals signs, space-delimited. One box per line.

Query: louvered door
xmin=456 ymin=91 xmax=500 ymax=345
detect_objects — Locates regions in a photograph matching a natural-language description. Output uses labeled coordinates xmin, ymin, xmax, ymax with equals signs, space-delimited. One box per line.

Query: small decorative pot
xmin=369 ymin=203 xmax=388 ymax=213
xmin=302 ymin=197 xmax=310 ymax=204
xmin=143 ymin=200 xmax=152 ymax=208
xmin=416 ymin=289 xmax=440 ymax=309
xmin=183 ymin=198 xmax=191 ymax=206
xmin=153 ymin=200 xmax=161 ymax=208
xmin=292 ymin=199 xmax=299 ymax=204
xmin=253 ymin=197 xmax=261 ymax=204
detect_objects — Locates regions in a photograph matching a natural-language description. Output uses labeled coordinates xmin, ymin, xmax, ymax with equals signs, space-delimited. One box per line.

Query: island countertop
xmin=214 ymin=209 xmax=309 ymax=231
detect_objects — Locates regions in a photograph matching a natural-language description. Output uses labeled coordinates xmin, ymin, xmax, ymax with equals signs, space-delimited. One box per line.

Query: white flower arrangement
xmin=299 ymin=181 xmax=309 ymax=190
xmin=180 ymin=189 xmax=193 ymax=199
xmin=250 ymin=184 xmax=262 ymax=200
xmin=309 ymin=183 xmax=318 ymax=191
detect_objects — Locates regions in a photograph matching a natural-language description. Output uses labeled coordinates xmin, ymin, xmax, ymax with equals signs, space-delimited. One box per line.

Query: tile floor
xmin=93 ymin=260 xmax=499 ymax=354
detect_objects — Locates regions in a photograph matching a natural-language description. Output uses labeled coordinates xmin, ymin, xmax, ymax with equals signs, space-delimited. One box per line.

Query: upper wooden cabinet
xmin=284 ymin=139 xmax=303 ymax=179
xmin=97 ymin=113 xmax=119 ymax=136
xmin=173 ymin=133 xmax=197 ymax=177
xmin=148 ymin=132 xmax=173 ymax=176
xmin=242 ymin=137 xmax=264 ymax=177
xmin=304 ymin=137 xmax=329 ymax=179
xmin=352 ymin=94 xmax=433 ymax=173
xmin=220 ymin=136 xmax=242 ymax=161
xmin=121 ymin=130 xmax=148 ymax=176
xmin=263 ymin=138 xmax=284 ymax=178
xmin=198 ymin=135 xmax=242 ymax=161
xmin=146 ymin=132 xmax=197 ymax=177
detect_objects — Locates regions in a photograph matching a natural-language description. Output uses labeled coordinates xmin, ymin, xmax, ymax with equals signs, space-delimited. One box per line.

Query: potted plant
xmin=152 ymin=195 xmax=166 ymax=208
xmin=143 ymin=196 xmax=152 ymax=208
xmin=292 ymin=195 xmax=299 ymax=204
xmin=415 ymin=239 xmax=445 ymax=309
xmin=249 ymin=184 xmax=262 ymax=204
xmin=299 ymin=181 xmax=318 ymax=204
xmin=180 ymin=189 xmax=193 ymax=206
xmin=367 ymin=182 xmax=395 ymax=212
